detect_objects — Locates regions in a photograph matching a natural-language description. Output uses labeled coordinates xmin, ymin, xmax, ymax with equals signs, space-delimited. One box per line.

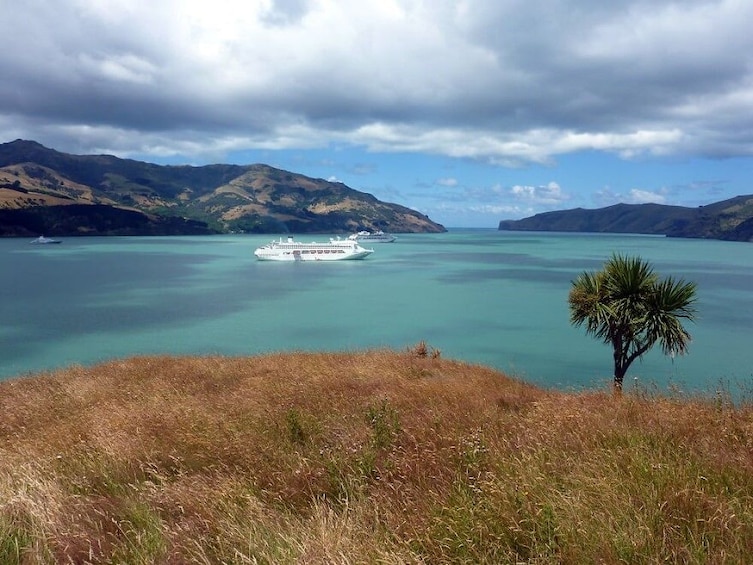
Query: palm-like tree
xmin=568 ymin=254 xmax=697 ymax=391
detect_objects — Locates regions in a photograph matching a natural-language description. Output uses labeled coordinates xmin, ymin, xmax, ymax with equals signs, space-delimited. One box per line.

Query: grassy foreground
xmin=1 ymin=349 xmax=752 ymax=564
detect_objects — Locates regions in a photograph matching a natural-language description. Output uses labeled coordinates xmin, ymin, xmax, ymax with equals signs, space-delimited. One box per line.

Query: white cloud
xmin=594 ymin=187 xmax=669 ymax=206
xmin=626 ymin=189 xmax=667 ymax=204
xmin=469 ymin=204 xmax=526 ymax=215
xmin=436 ymin=177 xmax=458 ymax=187
xmin=510 ymin=182 xmax=569 ymax=205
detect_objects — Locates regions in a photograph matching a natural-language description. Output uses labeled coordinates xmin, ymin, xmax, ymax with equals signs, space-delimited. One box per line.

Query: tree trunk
xmin=613 ymin=371 xmax=625 ymax=393
xmin=614 ymin=368 xmax=626 ymax=393
xmin=613 ymin=344 xmax=627 ymax=393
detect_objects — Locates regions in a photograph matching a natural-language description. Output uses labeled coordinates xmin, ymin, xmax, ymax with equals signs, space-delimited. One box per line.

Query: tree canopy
xmin=568 ymin=254 xmax=697 ymax=390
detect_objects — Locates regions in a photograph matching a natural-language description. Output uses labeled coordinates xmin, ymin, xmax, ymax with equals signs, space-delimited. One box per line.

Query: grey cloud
xmin=1 ymin=0 xmax=752 ymax=164
xmin=262 ymin=0 xmax=311 ymax=24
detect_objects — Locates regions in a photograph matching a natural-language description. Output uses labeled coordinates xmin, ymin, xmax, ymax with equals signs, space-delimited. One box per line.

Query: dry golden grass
xmin=1 ymin=348 xmax=752 ymax=563
xmin=0 ymin=164 xmax=106 ymax=210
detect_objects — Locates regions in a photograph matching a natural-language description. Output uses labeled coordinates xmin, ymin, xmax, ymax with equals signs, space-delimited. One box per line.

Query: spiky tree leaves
xmin=568 ymin=254 xmax=697 ymax=391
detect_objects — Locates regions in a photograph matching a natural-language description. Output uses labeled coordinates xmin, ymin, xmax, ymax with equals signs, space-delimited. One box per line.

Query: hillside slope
xmin=0 ymin=139 xmax=445 ymax=236
xmin=1 ymin=350 xmax=752 ymax=563
xmin=498 ymin=196 xmax=753 ymax=242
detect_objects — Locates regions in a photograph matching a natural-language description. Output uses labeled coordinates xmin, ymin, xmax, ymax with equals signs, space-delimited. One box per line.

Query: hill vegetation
xmin=2 ymin=349 xmax=752 ymax=563
xmin=0 ymin=140 xmax=445 ymax=237
xmin=498 ymin=197 xmax=753 ymax=242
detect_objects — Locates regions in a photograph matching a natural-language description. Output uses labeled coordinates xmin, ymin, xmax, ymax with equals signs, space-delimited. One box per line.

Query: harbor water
xmin=2 ymin=230 xmax=752 ymax=395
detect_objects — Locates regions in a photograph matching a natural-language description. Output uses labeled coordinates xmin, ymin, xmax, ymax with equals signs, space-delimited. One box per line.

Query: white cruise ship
xmin=254 ymin=236 xmax=374 ymax=261
xmin=347 ymin=230 xmax=397 ymax=243
xmin=29 ymin=235 xmax=62 ymax=244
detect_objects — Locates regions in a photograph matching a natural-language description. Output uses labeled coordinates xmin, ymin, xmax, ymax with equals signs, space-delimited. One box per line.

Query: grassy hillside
xmin=0 ymin=140 xmax=446 ymax=236
xmin=2 ymin=349 xmax=752 ymax=563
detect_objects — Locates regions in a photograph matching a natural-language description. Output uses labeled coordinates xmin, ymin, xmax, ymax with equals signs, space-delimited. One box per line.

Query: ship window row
xmin=287 ymin=249 xmax=346 ymax=254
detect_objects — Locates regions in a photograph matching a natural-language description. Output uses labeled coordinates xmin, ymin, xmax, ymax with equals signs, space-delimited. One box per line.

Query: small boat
xmin=254 ymin=236 xmax=374 ymax=262
xmin=30 ymin=235 xmax=62 ymax=244
xmin=347 ymin=230 xmax=397 ymax=243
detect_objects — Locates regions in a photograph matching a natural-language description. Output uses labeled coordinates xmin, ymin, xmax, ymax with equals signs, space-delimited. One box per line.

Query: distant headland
xmin=498 ymin=196 xmax=753 ymax=242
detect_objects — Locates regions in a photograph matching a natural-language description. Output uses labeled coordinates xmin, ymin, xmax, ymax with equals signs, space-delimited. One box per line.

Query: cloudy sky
xmin=2 ymin=0 xmax=752 ymax=227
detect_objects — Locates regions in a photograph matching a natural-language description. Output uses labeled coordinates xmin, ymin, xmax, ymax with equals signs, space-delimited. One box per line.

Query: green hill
xmin=0 ymin=139 xmax=445 ymax=237
xmin=498 ymin=197 xmax=753 ymax=242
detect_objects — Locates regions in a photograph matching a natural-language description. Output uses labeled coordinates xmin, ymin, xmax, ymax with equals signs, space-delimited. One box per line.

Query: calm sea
xmin=2 ymin=230 xmax=752 ymax=395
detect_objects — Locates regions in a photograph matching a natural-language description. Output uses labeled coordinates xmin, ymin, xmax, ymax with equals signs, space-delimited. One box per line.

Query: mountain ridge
xmin=0 ymin=139 xmax=445 ymax=237
xmin=498 ymin=197 xmax=753 ymax=242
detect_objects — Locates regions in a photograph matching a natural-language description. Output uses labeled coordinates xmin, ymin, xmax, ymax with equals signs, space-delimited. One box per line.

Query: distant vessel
xmin=254 ymin=236 xmax=374 ymax=261
xmin=347 ymin=230 xmax=397 ymax=243
xmin=29 ymin=235 xmax=62 ymax=244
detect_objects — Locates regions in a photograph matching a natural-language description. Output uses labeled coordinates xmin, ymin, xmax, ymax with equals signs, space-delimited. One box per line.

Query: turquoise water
xmin=2 ymin=230 xmax=752 ymax=394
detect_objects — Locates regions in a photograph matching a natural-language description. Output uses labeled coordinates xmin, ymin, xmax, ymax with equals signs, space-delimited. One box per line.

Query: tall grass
xmin=1 ymin=349 xmax=752 ymax=563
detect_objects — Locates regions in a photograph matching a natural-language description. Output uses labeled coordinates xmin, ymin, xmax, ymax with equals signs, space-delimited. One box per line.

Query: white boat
xmin=347 ymin=230 xmax=397 ymax=243
xmin=254 ymin=236 xmax=374 ymax=261
xmin=30 ymin=235 xmax=62 ymax=244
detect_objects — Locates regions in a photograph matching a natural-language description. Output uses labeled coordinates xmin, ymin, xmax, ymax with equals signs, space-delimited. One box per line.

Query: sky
xmin=2 ymin=0 xmax=753 ymax=227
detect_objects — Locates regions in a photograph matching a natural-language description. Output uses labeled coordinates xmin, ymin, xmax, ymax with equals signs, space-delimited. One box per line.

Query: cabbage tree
xmin=568 ymin=254 xmax=697 ymax=391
